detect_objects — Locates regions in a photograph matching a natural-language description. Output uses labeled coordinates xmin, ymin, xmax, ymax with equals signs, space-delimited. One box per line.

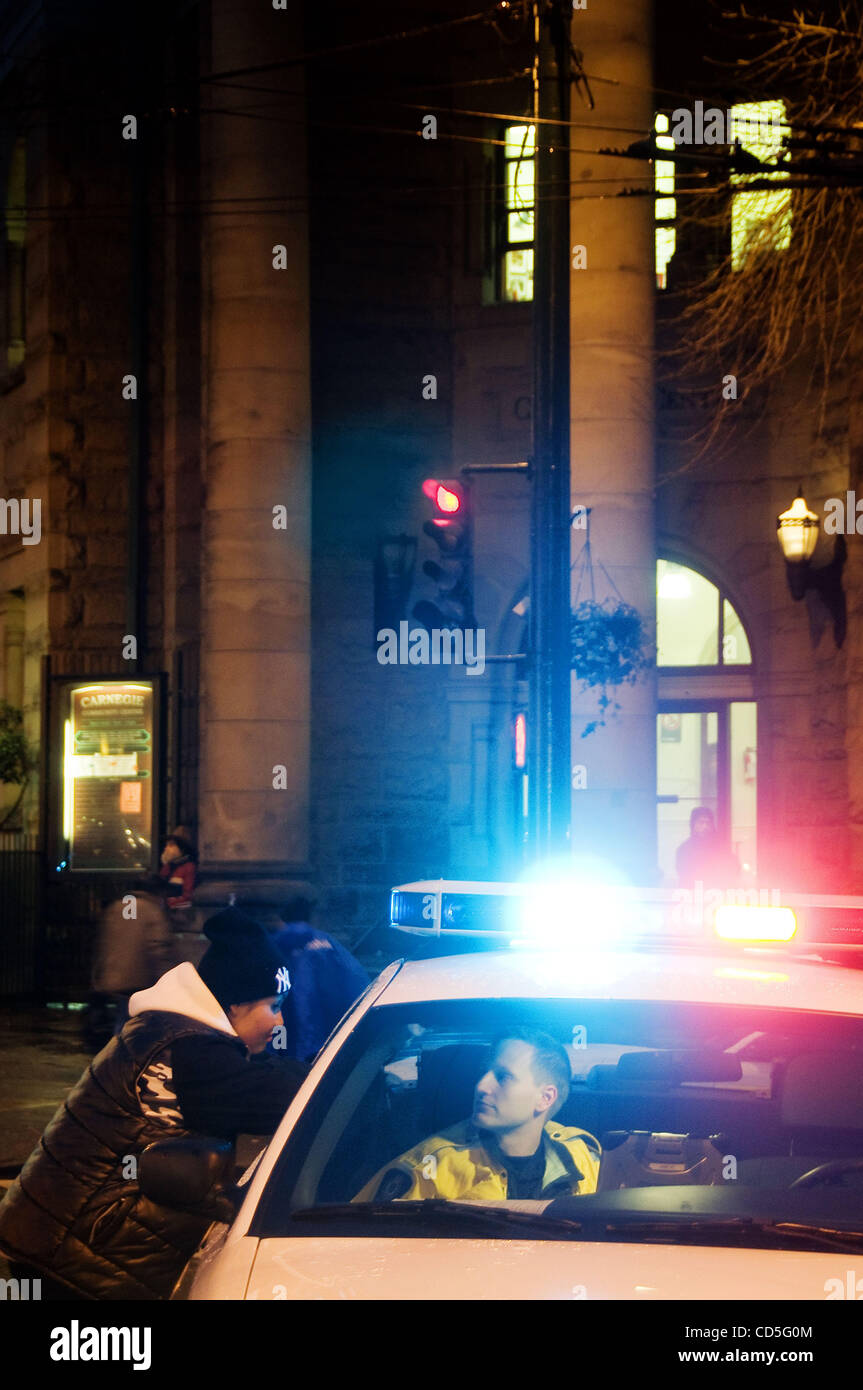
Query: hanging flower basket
xmin=570 ymin=598 xmax=654 ymax=737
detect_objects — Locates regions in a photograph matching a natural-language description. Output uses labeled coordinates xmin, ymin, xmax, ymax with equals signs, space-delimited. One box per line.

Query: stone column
xmin=846 ymin=330 xmax=863 ymax=882
xmin=568 ymin=0 xmax=658 ymax=880
xmin=199 ymin=0 xmax=311 ymax=886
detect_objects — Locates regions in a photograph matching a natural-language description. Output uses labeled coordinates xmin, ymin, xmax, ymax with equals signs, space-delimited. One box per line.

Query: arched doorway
xmin=656 ymin=558 xmax=756 ymax=883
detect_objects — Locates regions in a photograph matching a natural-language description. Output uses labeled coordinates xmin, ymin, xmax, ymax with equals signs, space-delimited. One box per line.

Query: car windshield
xmin=251 ymin=997 xmax=863 ymax=1249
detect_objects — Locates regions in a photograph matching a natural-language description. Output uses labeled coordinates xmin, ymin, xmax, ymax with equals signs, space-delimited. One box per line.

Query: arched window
xmin=657 ymin=559 xmax=752 ymax=668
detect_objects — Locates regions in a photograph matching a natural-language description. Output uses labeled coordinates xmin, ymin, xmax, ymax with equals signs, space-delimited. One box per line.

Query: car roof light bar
xmin=389 ymin=880 xmax=863 ymax=952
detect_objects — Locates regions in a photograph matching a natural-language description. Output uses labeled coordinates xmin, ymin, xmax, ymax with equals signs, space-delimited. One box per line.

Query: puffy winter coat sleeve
xmin=170 ymin=1034 xmax=308 ymax=1138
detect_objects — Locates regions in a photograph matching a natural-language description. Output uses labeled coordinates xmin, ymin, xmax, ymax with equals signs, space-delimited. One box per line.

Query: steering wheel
xmin=789 ymin=1158 xmax=863 ymax=1189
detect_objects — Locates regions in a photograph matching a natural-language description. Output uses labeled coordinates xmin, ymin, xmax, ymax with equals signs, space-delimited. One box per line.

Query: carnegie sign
xmin=63 ymin=681 xmax=156 ymax=871
xmin=79 ymin=691 xmax=146 ymax=707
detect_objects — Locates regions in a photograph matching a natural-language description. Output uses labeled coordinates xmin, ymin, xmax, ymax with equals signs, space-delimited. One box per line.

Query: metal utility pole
xmin=529 ymin=0 xmax=572 ymax=858
xmin=127 ymin=76 xmax=150 ymax=674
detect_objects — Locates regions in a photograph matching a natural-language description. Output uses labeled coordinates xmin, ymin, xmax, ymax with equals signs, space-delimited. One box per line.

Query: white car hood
xmin=192 ymin=1237 xmax=847 ymax=1300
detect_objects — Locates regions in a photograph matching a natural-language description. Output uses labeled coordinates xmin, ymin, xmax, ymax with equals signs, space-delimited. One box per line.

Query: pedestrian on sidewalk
xmin=675 ymin=806 xmax=741 ymax=889
xmin=0 ymin=907 xmax=306 ymax=1301
xmin=159 ymin=827 xmax=198 ymax=913
xmin=270 ymin=895 xmax=369 ymax=1062
xmin=90 ymin=874 xmax=179 ymax=1038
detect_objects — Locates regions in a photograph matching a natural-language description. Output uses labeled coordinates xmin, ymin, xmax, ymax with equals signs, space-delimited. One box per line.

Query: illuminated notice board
xmin=62 ymin=681 xmax=156 ymax=871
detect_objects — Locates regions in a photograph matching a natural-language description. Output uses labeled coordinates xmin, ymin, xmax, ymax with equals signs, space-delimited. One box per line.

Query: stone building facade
xmin=0 ymin=0 xmax=860 ymax=987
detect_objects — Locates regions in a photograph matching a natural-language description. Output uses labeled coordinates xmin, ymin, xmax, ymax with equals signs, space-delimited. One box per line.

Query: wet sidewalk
xmin=0 ymin=1003 xmax=92 ymax=1173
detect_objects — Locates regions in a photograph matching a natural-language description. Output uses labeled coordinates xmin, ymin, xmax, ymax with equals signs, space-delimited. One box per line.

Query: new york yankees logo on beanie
xmin=198 ymin=906 xmax=291 ymax=1010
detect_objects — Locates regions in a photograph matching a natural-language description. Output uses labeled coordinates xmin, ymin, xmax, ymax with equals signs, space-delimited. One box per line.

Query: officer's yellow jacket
xmin=355 ymin=1119 xmax=601 ymax=1202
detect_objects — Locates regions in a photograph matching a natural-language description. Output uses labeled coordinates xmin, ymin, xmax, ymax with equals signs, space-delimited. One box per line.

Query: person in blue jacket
xmin=270 ymin=896 xmax=369 ymax=1062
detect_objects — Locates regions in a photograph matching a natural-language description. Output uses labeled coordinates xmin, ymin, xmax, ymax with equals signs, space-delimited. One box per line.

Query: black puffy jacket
xmin=0 ymin=966 xmax=307 ymax=1300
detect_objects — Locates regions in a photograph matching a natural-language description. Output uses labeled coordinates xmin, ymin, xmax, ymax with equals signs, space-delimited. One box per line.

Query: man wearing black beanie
xmin=0 ymin=906 xmax=307 ymax=1301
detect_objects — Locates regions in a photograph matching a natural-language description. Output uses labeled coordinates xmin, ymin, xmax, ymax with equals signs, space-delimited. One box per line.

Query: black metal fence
xmin=40 ymin=876 xmax=110 ymax=1003
xmin=0 ymin=832 xmax=42 ymax=997
xmin=0 ymin=836 xmax=111 ymax=1000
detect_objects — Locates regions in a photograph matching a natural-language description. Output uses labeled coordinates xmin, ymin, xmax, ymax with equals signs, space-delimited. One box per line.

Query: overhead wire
xmin=370 ymin=96 xmax=863 ymax=147
xmin=197 ymin=4 xmax=518 ymax=86
xmin=1 ymin=12 xmax=858 ymax=162
xmin=197 ymin=79 xmax=860 ymax=160
xmin=9 ymin=171 xmax=812 ymax=224
xmin=0 ymin=0 xmax=857 ymax=219
xmin=0 ymin=78 xmax=855 ymax=224
xmin=196 ymin=102 xmax=863 ymax=186
xmin=0 ymin=1 xmax=521 ymax=124
xmin=7 ymin=87 xmax=859 ymax=159
xmin=1 ymin=109 xmax=850 ymax=222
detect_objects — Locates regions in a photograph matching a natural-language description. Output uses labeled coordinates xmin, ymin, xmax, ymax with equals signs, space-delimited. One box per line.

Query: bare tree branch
xmin=658 ymin=2 xmax=863 ymax=480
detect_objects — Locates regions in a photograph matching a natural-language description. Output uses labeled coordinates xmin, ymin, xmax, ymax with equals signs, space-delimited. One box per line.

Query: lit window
xmin=654 ymin=113 xmax=676 ymax=289
xmin=656 ymin=560 xmax=751 ymax=667
xmin=722 ymin=599 xmax=751 ymax=665
xmin=501 ymin=124 xmax=535 ymax=302
xmin=730 ymin=100 xmax=790 ymax=271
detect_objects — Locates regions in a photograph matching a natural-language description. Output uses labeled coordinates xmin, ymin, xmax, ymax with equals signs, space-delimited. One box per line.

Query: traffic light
xmin=412 ymin=478 xmax=474 ymax=630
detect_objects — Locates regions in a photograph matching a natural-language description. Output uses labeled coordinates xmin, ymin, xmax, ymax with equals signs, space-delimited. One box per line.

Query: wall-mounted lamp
xmin=776 ymin=488 xmax=846 ymax=647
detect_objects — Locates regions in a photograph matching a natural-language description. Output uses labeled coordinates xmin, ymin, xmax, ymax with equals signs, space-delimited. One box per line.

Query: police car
xmin=170 ymin=878 xmax=863 ymax=1300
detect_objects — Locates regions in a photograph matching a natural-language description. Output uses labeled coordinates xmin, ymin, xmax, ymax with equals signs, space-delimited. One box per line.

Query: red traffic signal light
xmin=413 ymin=476 xmax=474 ymax=630
xmin=422 ymin=478 xmax=464 ymax=517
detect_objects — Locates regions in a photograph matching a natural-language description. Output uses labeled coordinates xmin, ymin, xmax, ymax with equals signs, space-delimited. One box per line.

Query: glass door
xmin=657 ymin=702 xmax=757 ymax=884
xmin=729 ymin=701 xmax=757 ymax=876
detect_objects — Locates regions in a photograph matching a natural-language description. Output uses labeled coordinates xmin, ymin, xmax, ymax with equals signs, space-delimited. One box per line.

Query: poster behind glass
xmin=64 ymin=682 xmax=155 ymax=870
